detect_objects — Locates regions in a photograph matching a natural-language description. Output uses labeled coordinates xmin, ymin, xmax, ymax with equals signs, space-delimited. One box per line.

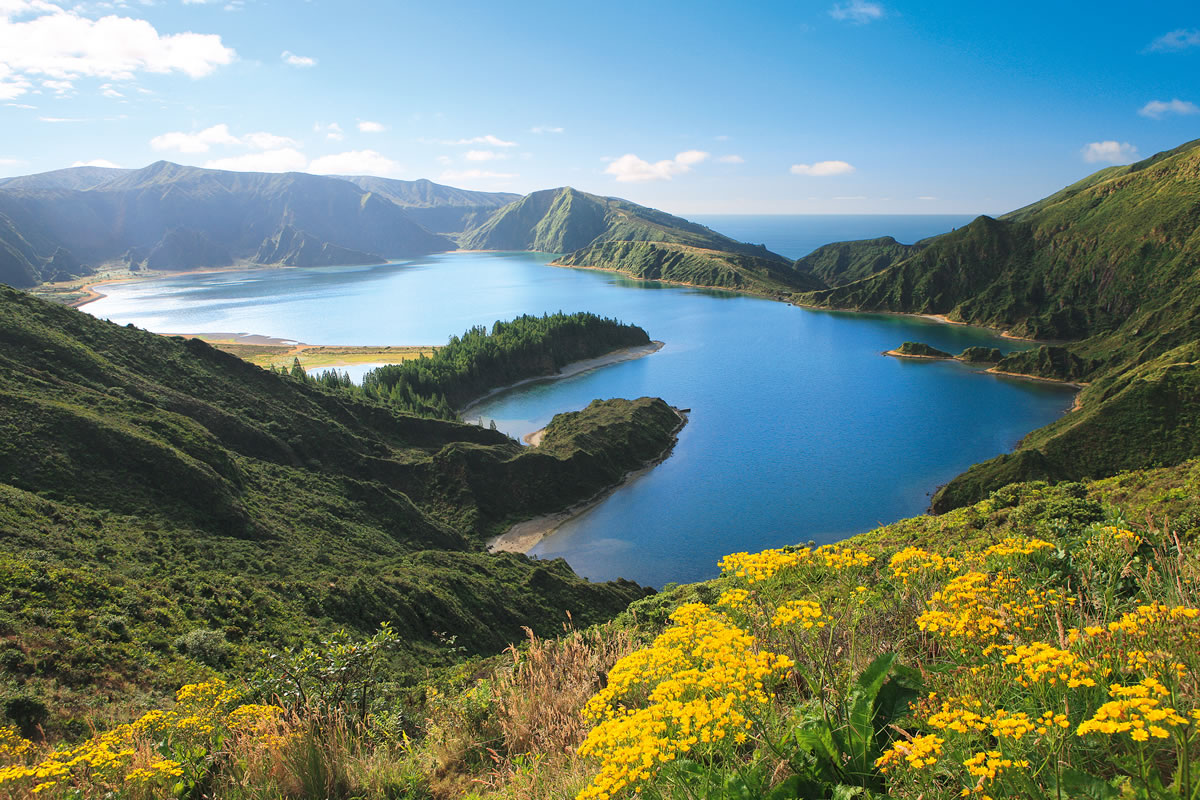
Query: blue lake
xmin=83 ymin=235 xmax=1073 ymax=587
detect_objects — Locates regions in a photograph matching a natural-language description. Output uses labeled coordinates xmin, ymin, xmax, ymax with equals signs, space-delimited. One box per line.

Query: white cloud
xmin=280 ymin=50 xmax=316 ymax=68
xmin=308 ymin=149 xmax=401 ymax=176
xmin=464 ymin=149 xmax=509 ymax=162
xmin=0 ymin=1 xmax=235 ymax=100
xmin=435 ymin=155 xmax=452 ymax=165
xmin=790 ymin=160 xmax=855 ymax=176
xmin=1138 ymin=98 xmax=1199 ymax=119
xmin=834 ymin=195 xmax=867 ymax=201
xmin=829 ymin=0 xmax=883 ymax=24
xmin=315 ymin=122 xmax=343 ymax=141
xmin=440 ymin=134 xmax=517 ymax=147
xmin=99 ymin=82 xmax=122 ymax=98
xmin=530 ymin=125 xmax=563 ymax=134
xmin=151 ymin=124 xmax=298 ymax=153
xmin=716 ymin=154 xmax=744 ymax=164
xmin=151 ymin=123 xmax=239 ymax=152
xmin=356 ymin=120 xmax=384 ymax=133
xmin=4 ymin=101 xmax=35 ymax=108
xmin=439 ymin=169 xmax=517 ymax=181
xmin=605 ymin=150 xmax=710 ymax=182
xmin=1147 ymin=29 xmax=1200 ymax=52
xmin=38 ymin=115 xmax=87 ymax=122
xmin=916 ymin=195 xmax=937 ymax=201
xmin=41 ymin=78 xmax=72 ymax=93
xmin=242 ymin=131 xmax=299 ymax=150
xmin=71 ymin=158 xmax=120 ymax=167
xmin=204 ymin=148 xmax=308 ymax=173
xmin=1081 ymin=140 xmax=1138 ymax=164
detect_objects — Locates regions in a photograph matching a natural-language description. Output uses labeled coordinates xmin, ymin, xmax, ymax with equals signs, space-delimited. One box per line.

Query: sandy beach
xmin=882 ymin=348 xmax=953 ymax=360
xmin=459 ymin=340 xmax=665 ymax=418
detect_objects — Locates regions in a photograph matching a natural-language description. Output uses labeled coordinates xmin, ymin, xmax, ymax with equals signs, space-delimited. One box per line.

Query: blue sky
xmin=1 ymin=0 xmax=1197 ymax=213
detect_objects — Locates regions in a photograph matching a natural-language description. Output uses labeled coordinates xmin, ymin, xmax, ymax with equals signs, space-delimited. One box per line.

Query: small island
xmin=883 ymin=340 xmax=953 ymax=359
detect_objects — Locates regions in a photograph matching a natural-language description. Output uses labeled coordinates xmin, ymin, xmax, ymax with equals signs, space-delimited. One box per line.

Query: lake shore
xmin=487 ymin=407 xmax=688 ymax=554
xmin=459 ymin=340 xmax=665 ymax=419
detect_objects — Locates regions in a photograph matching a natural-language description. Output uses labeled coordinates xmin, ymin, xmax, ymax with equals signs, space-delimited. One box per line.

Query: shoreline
xmin=882 ymin=348 xmax=953 ymax=361
xmin=547 ymin=260 xmax=791 ymax=302
xmin=459 ymin=340 xmax=665 ymax=419
xmin=487 ymin=407 xmax=688 ymax=554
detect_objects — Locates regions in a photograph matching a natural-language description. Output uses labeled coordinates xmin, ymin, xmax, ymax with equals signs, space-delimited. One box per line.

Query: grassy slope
xmin=0 ymin=287 xmax=685 ymax=729
xmin=792 ymin=139 xmax=1200 ymax=508
xmin=456 ymin=188 xmax=816 ymax=296
xmin=793 ymin=235 xmax=925 ymax=287
xmin=554 ymin=240 xmax=825 ymax=296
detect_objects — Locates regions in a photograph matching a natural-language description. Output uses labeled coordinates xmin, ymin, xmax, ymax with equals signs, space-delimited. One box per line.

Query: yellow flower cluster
xmin=1107 ymin=604 xmax=1200 ymax=640
xmin=983 ymin=537 xmax=1054 ymax=559
xmin=889 ymin=546 xmax=959 ymax=584
xmin=770 ymin=599 xmax=826 ymax=629
xmin=813 ymin=544 xmax=876 ymax=570
xmin=917 ymin=571 xmax=1073 ymax=643
xmin=577 ymin=603 xmax=792 ymax=800
xmin=962 ymin=750 xmax=1030 ymax=791
xmin=124 ymin=759 xmax=184 ymax=785
xmin=1002 ymin=641 xmax=1097 ymax=688
xmin=1076 ymin=678 xmax=1188 ymax=742
xmin=719 ymin=548 xmax=810 ymax=583
xmin=0 ymin=680 xmax=285 ymax=796
xmin=926 ymin=699 xmax=1038 ymax=740
xmin=0 ymin=726 xmax=33 ymax=761
xmin=1090 ymin=526 xmax=1143 ymax=548
xmin=1122 ymin=649 xmax=1187 ymax=680
xmin=875 ymin=734 xmax=944 ymax=771
xmin=716 ymin=588 xmax=751 ymax=610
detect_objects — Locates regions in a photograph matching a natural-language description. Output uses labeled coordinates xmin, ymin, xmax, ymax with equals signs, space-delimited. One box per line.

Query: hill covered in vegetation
xmin=794 ymin=139 xmax=1200 ymax=508
xmin=0 ymin=286 xmax=687 ymax=732
xmin=5 ymin=450 xmax=1194 ymax=799
xmin=0 ymin=163 xmax=530 ymax=285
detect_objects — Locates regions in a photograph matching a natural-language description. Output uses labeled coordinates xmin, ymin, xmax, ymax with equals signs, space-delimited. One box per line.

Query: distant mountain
xmin=0 ymin=162 xmax=456 ymax=287
xmin=0 ymin=165 xmax=129 ymax=192
xmin=795 ymin=138 xmax=1200 ymax=509
xmin=460 ymin=186 xmax=785 ymax=259
xmin=793 ymin=236 xmax=925 ymax=287
xmin=338 ymin=175 xmax=519 ymax=234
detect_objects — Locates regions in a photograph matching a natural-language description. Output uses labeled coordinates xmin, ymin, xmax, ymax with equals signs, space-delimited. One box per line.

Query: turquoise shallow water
xmin=83 ymin=246 xmax=1073 ymax=587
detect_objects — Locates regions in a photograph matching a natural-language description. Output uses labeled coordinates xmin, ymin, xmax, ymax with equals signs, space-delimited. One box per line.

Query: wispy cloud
xmin=605 ymin=150 xmax=710 ymax=182
xmin=716 ymin=154 xmax=744 ymax=164
xmin=71 ymin=158 xmax=121 ymax=168
xmin=790 ymin=160 xmax=855 ymax=176
xmin=440 ymin=169 xmax=517 ymax=181
xmin=1147 ymin=29 xmax=1200 ymax=52
xmin=829 ymin=1 xmax=884 ymax=24
xmin=38 ymin=115 xmax=89 ymax=123
xmin=464 ymin=149 xmax=510 ymax=162
xmin=437 ymin=134 xmax=517 ymax=147
xmin=530 ymin=125 xmax=563 ymax=134
xmin=281 ymin=50 xmax=316 ymax=68
xmin=150 ymin=124 xmax=298 ymax=153
xmin=1138 ymin=98 xmax=1199 ymax=119
xmin=315 ymin=122 xmax=343 ymax=141
xmin=357 ymin=120 xmax=385 ymax=133
xmin=1081 ymin=141 xmax=1138 ymax=164
xmin=308 ymin=149 xmax=401 ymax=176
xmin=0 ymin=1 xmax=235 ymax=100
xmin=916 ymin=195 xmax=937 ymax=201
xmin=834 ymin=195 xmax=867 ymax=201
xmin=204 ymin=148 xmax=308 ymax=173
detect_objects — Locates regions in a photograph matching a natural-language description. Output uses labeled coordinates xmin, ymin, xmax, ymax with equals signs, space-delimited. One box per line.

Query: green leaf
xmin=1054 ymin=767 xmax=1120 ymax=800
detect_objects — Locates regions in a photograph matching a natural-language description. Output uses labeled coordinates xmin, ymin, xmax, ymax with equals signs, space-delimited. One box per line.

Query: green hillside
xmin=794 ymin=235 xmax=925 ymax=287
xmin=0 ymin=163 xmax=457 ymax=286
xmin=555 ymin=240 xmax=825 ymax=296
xmin=459 ymin=187 xmax=787 ymax=260
xmin=793 ymin=139 xmax=1200 ymax=506
xmin=0 ymin=286 xmax=683 ymax=727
